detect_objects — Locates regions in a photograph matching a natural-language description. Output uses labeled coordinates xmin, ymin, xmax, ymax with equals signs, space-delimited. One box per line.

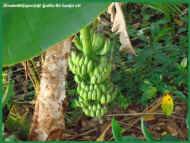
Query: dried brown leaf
xmin=108 ymin=2 xmax=136 ymax=55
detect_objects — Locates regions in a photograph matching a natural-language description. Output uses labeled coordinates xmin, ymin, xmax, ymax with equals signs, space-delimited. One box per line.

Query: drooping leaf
xmin=147 ymin=2 xmax=183 ymax=17
xmin=108 ymin=2 xmax=136 ymax=55
xmin=3 ymin=2 xmax=109 ymax=66
xmin=2 ymin=70 xmax=14 ymax=109
xmin=140 ymin=117 xmax=153 ymax=141
xmin=111 ymin=118 xmax=123 ymax=140
xmin=2 ymin=80 xmax=14 ymax=109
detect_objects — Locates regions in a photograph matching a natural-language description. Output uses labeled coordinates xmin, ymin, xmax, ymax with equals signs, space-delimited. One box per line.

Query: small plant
xmin=140 ymin=80 xmax=157 ymax=105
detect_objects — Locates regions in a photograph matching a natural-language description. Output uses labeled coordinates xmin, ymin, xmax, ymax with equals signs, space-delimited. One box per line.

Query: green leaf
xmin=140 ymin=80 xmax=157 ymax=104
xmin=116 ymin=94 xmax=130 ymax=110
xmin=140 ymin=117 xmax=153 ymax=141
xmin=1 ymin=70 xmax=15 ymax=108
xmin=147 ymin=2 xmax=182 ymax=17
xmin=4 ymin=135 xmax=18 ymax=142
xmin=173 ymin=90 xmax=187 ymax=102
xmin=111 ymin=118 xmax=123 ymax=141
xmin=2 ymin=79 xmax=14 ymax=109
xmin=3 ymin=2 xmax=109 ymax=66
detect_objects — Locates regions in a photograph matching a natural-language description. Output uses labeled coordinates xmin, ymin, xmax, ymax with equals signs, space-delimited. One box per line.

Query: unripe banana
xmin=80 ymin=26 xmax=92 ymax=57
xmin=92 ymin=104 xmax=96 ymax=111
xmin=99 ymin=39 xmax=111 ymax=55
xmin=88 ymin=92 xmax=92 ymax=100
xmin=96 ymin=110 xmax=101 ymax=118
xmin=87 ymin=60 xmax=94 ymax=74
xmin=84 ymin=57 xmax=89 ymax=66
xmin=73 ymin=35 xmax=83 ymax=51
xmin=72 ymin=51 xmax=79 ymax=64
xmin=101 ymin=85 xmax=106 ymax=93
xmin=96 ymin=89 xmax=101 ymax=101
xmin=74 ymin=75 xmax=81 ymax=83
xmin=77 ymin=86 xmax=81 ymax=94
xmin=90 ymin=110 xmax=95 ymax=117
xmin=92 ymin=90 xmax=96 ymax=100
xmin=89 ymin=84 xmax=93 ymax=91
xmin=81 ymin=66 xmax=86 ymax=76
xmin=101 ymin=96 xmax=106 ymax=104
xmin=92 ymin=33 xmax=105 ymax=53
xmin=76 ymin=66 xmax=80 ymax=75
xmin=106 ymin=94 xmax=112 ymax=103
xmin=81 ymin=82 xmax=85 ymax=89
xmin=68 ymin=58 xmax=75 ymax=73
xmin=91 ymin=76 xmax=96 ymax=84
xmin=79 ymin=56 xmax=84 ymax=67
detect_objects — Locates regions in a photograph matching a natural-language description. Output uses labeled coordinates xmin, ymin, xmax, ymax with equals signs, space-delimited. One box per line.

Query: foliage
xmin=3 ymin=3 xmax=109 ymax=66
xmin=140 ymin=80 xmax=157 ymax=105
xmin=112 ymin=3 xmax=187 ymax=106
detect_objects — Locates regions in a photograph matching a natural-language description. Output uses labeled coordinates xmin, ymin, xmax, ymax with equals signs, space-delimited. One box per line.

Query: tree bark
xmin=29 ymin=38 xmax=72 ymax=141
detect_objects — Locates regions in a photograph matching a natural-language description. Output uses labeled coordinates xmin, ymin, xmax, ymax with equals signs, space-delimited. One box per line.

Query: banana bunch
xmin=69 ymin=26 xmax=119 ymax=118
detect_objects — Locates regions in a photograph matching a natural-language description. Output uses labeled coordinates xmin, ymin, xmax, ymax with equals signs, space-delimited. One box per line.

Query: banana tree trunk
xmin=29 ymin=38 xmax=72 ymax=141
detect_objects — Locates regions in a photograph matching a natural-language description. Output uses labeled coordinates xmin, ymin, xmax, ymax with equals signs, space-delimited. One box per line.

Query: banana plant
xmin=3 ymin=2 xmax=109 ymax=66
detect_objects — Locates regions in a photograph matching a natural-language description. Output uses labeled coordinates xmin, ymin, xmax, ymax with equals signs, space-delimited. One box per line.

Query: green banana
xmin=73 ymin=35 xmax=83 ymax=51
xmin=80 ymin=26 xmax=92 ymax=57
xmin=101 ymin=96 xmax=106 ymax=104
xmin=87 ymin=60 xmax=94 ymax=74
xmin=98 ymin=39 xmax=111 ymax=55
xmin=92 ymin=90 xmax=96 ymax=100
xmin=92 ymin=33 xmax=105 ymax=53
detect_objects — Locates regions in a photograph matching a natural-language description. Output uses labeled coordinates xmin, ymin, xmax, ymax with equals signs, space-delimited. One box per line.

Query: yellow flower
xmin=161 ymin=93 xmax=174 ymax=116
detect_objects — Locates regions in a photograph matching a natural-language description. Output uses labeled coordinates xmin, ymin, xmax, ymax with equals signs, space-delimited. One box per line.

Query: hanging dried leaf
xmin=108 ymin=2 xmax=136 ymax=55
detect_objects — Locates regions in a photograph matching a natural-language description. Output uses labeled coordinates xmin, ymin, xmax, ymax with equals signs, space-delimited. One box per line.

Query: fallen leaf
xmin=166 ymin=122 xmax=178 ymax=136
xmin=96 ymin=123 xmax=111 ymax=141
xmin=174 ymin=18 xmax=183 ymax=26
xmin=143 ymin=98 xmax=162 ymax=121
xmin=108 ymin=2 xmax=136 ymax=55
xmin=143 ymin=114 xmax=155 ymax=121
